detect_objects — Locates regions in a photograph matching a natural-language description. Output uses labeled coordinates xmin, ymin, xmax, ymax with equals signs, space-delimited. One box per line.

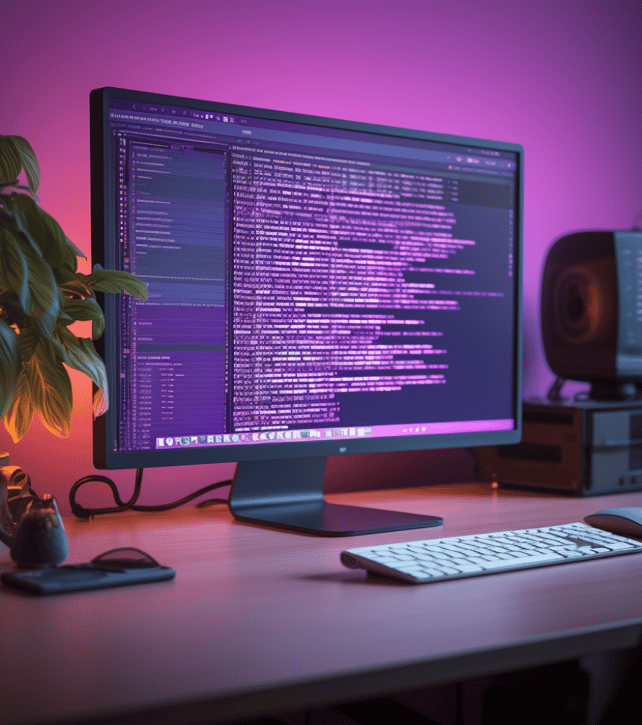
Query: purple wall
xmin=2 ymin=1 xmax=642 ymax=512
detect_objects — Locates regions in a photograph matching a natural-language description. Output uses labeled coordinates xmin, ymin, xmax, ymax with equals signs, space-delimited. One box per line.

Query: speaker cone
xmin=553 ymin=263 xmax=612 ymax=345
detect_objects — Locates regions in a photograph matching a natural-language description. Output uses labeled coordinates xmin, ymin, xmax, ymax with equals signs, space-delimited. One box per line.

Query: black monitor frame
xmin=90 ymin=87 xmax=523 ymax=535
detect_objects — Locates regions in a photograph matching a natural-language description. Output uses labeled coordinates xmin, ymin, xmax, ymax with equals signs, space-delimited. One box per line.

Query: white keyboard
xmin=340 ymin=522 xmax=642 ymax=584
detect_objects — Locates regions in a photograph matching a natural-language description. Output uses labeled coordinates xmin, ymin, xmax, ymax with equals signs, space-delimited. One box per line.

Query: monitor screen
xmin=90 ymin=87 xmax=522 ymax=535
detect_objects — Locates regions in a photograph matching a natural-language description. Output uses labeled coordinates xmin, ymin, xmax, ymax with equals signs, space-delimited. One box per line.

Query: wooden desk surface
xmin=3 ymin=483 xmax=642 ymax=725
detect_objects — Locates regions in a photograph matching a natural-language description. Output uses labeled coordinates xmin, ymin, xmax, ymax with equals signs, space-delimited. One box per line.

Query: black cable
xmin=546 ymin=376 xmax=566 ymax=401
xmin=69 ymin=467 xmax=232 ymax=519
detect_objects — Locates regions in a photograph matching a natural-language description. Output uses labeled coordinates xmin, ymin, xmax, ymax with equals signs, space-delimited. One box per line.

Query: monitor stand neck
xmin=229 ymin=457 xmax=442 ymax=536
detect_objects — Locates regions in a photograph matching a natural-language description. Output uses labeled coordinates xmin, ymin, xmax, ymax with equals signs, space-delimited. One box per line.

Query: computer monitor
xmin=90 ymin=87 xmax=523 ymax=536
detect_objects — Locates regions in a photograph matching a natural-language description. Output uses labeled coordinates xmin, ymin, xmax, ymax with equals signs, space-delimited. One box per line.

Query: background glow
xmin=2 ymin=0 xmax=641 ymax=512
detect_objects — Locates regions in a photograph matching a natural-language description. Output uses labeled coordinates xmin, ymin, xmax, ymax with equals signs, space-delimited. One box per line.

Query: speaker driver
xmin=552 ymin=262 xmax=613 ymax=345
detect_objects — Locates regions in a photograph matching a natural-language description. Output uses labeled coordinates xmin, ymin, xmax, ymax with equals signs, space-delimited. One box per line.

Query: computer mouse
xmin=584 ymin=507 xmax=642 ymax=538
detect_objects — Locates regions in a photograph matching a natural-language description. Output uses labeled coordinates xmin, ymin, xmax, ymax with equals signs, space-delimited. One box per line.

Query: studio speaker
xmin=541 ymin=230 xmax=642 ymax=400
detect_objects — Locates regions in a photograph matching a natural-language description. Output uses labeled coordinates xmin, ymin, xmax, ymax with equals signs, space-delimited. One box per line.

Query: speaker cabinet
xmin=541 ymin=231 xmax=642 ymax=398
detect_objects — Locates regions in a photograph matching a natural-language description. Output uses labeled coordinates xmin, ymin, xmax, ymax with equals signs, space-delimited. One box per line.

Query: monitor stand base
xmin=229 ymin=457 xmax=443 ymax=537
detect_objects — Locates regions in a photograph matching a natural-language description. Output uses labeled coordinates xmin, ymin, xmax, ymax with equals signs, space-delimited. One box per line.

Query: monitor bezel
xmin=90 ymin=86 xmax=523 ymax=470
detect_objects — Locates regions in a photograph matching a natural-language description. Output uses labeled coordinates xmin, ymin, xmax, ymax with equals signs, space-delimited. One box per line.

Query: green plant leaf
xmin=0 ymin=196 xmax=62 ymax=331
xmin=26 ymin=337 xmax=73 ymax=437
xmin=0 ymin=226 xmax=31 ymax=314
xmin=91 ymin=315 xmax=105 ymax=340
xmin=59 ymin=276 xmax=92 ymax=298
xmin=3 ymin=193 xmax=43 ymax=259
xmin=17 ymin=318 xmax=39 ymax=363
xmin=4 ymin=370 xmax=33 ymax=443
xmin=92 ymin=386 xmax=107 ymax=418
xmin=9 ymin=136 xmax=40 ymax=194
xmin=28 ymin=259 xmax=59 ymax=326
xmin=62 ymin=297 xmax=105 ymax=338
xmin=62 ymin=296 xmax=103 ymax=321
xmin=10 ymin=184 xmax=39 ymax=205
xmin=59 ymin=278 xmax=105 ymax=337
xmin=53 ymin=266 xmax=77 ymax=285
xmin=41 ymin=210 xmax=71 ymax=267
xmin=64 ymin=235 xmax=85 ymax=262
xmin=9 ymin=193 xmax=71 ymax=267
xmin=0 ymin=318 xmax=19 ymax=420
xmin=2 ymin=187 xmax=83 ymax=274
xmin=81 ymin=269 xmax=149 ymax=301
xmin=0 ymin=135 xmax=21 ymax=187
xmin=56 ymin=327 xmax=109 ymax=406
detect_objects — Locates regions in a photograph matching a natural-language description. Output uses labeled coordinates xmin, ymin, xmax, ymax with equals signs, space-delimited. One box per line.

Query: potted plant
xmin=0 ymin=134 xmax=148 ymax=443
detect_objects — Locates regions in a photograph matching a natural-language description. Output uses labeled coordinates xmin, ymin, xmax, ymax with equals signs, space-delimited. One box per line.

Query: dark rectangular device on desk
xmin=90 ymin=87 xmax=523 ymax=535
xmin=476 ymin=398 xmax=642 ymax=495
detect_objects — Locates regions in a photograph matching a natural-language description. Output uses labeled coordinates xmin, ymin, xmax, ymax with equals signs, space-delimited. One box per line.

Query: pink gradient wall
xmin=2 ymin=0 xmax=642 ymax=513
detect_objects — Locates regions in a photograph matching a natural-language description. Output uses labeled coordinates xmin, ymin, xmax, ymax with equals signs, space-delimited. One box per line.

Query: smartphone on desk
xmin=1 ymin=547 xmax=176 ymax=595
